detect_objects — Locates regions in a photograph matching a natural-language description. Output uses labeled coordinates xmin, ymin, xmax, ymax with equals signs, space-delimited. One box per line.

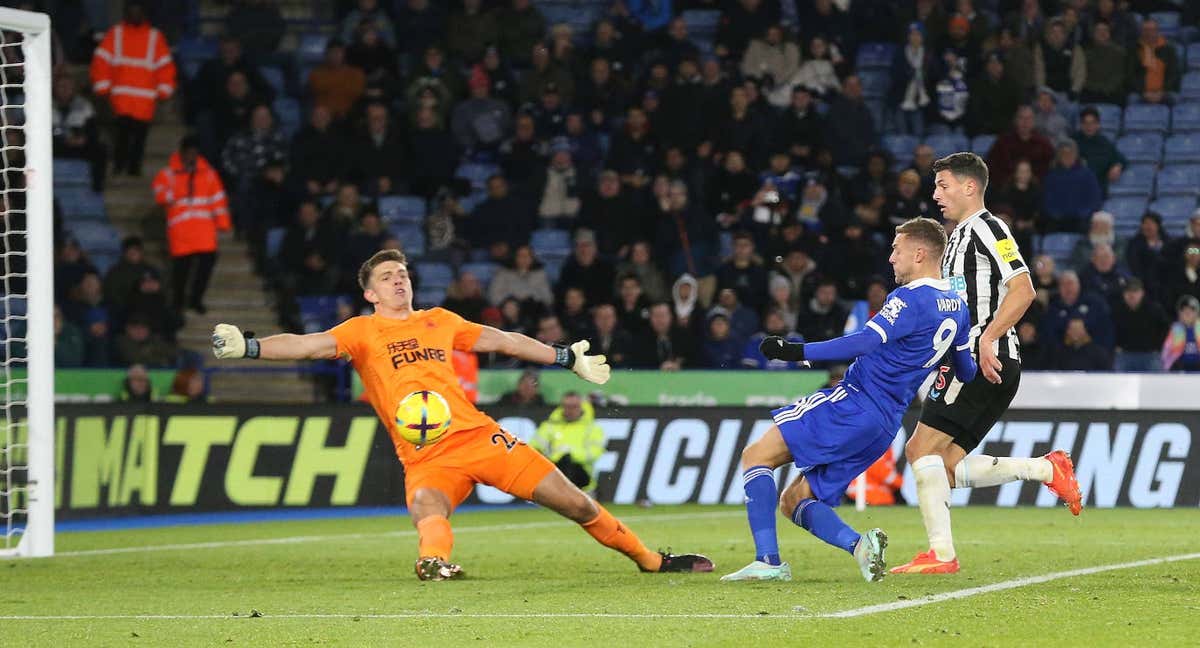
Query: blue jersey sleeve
xmin=951 ymin=309 xmax=977 ymax=382
xmin=864 ymin=288 xmax=919 ymax=344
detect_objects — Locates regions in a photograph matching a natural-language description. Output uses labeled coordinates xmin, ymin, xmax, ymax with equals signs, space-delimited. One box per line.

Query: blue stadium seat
xmin=266 ymin=226 xmax=286 ymax=258
xmin=172 ymin=37 xmax=218 ymax=62
xmin=923 ymin=133 xmax=970 ymax=158
xmin=882 ymin=134 xmax=919 ymax=164
xmin=460 ymin=261 xmax=499 ymax=287
xmin=458 ymin=190 xmax=486 ymax=214
xmin=1102 ymin=196 xmax=1150 ymax=225
xmin=718 ymin=231 xmax=734 ymax=260
xmin=1172 ymin=102 xmax=1200 ymax=132
xmin=1181 ymin=71 xmax=1200 ymax=100
xmin=542 ymin=257 xmax=564 ymax=284
xmin=259 ymin=66 xmax=286 ymax=97
xmin=1040 ymin=232 xmax=1081 ymax=263
xmin=90 ymin=252 xmax=119 ymax=275
xmin=971 ymin=134 xmax=996 ymax=156
xmin=1150 ymin=12 xmax=1181 ymax=37
xmin=455 ymin=162 xmax=499 ymax=191
xmin=1164 ymin=133 xmax=1200 ymax=163
xmin=1149 ymin=196 xmax=1197 ymax=222
xmin=56 ymin=187 xmax=106 ymax=221
xmin=296 ymin=33 xmax=328 ymax=65
xmin=1107 ymin=164 xmax=1156 ymax=197
xmin=379 ymin=195 xmax=426 ymax=225
xmin=391 ymin=224 xmax=427 ymax=256
xmin=70 ymin=221 xmax=121 ymax=255
xmin=1123 ymin=103 xmax=1170 ymax=132
xmin=855 ymin=42 xmax=897 ymax=70
xmin=416 ymin=287 xmax=447 ymax=308
xmin=1116 ymin=133 xmax=1163 ymax=164
xmin=1155 ymin=165 xmax=1200 ymax=196
xmin=52 ymin=158 xmax=91 ymax=188
xmin=1079 ymin=103 xmax=1122 ymax=131
xmin=272 ymin=98 xmax=301 ymax=137
xmin=681 ymin=9 xmax=721 ymax=37
xmin=414 ymin=261 xmax=454 ymax=289
xmin=531 ymin=228 xmax=571 ymax=259
xmin=858 ymin=69 xmax=890 ymax=100
xmin=296 ymin=295 xmax=340 ymax=333
xmin=1189 ymin=44 xmax=1200 ymax=71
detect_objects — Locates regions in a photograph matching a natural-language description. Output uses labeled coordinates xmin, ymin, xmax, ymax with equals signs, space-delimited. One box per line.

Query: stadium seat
xmin=457 ymin=190 xmax=486 ymax=213
xmin=414 ymin=262 xmax=454 ymax=289
xmin=379 ymin=195 xmax=427 ymax=225
xmin=970 ymin=134 xmax=996 ymax=156
xmin=172 ymin=37 xmax=218 ymax=63
xmin=855 ymin=42 xmax=897 ymax=70
xmin=923 ymin=133 xmax=970 ymax=158
xmin=259 ymin=66 xmax=286 ymax=97
xmin=56 ymin=187 xmax=106 ymax=221
xmin=391 ymin=224 xmax=427 ymax=256
xmin=1039 ymin=232 xmax=1081 ymax=263
xmin=455 ymin=162 xmax=499 ymax=191
xmin=1189 ymin=44 xmax=1200 ymax=71
xmin=1181 ymin=72 xmax=1200 ymax=100
xmin=272 ymin=98 xmax=302 ymax=137
xmin=718 ymin=231 xmax=734 ymax=260
xmin=416 ymin=287 xmax=447 ymax=308
xmin=1150 ymin=11 xmax=1181 ymax=37
xmin=1107 ymin=164 xmax=1156 ymax=197
xmin=681 ymin=9 xmax=721 ymax=37
xmin=1149 ymin=196 xmax=1197 ymax=222
xmin=1116 ymin=133 xmax=1163 ymax=164
xmin=265 ymin=226 xmax=286 ymax=258
xmin=1172 ymin=102 xmax=1200 ymax=132
xmin=1164 ymin=133 xmax=1200 ymax=163
xmin=90 ymin=252 xmax=118 ymax=275
xmin=52 ymin=158 xmax=91 ymax=188
xmin=858 ymin=69 xmax=890 ymax=100
xmin=531 ymin=228 xmax=571 ymax=259
xmin=1102 ymin=196 xmax=1150 ymax=225
xmin=460 ymin=261 xmax=499 ymax=287
xmin=542 ymin=257 xmax=565 ymax=283
xmin=882 ymin=134 xmax=919 ymax=164
xmin=70 ymin=221 xmax=122 ymax=255
xmin=1123 ymin=103 xmax=1170 ymax=132
xmin=296 ymin=33 xmax=328 ymax=64
xmin=1078 ymin=103 xmax=1122 ymax=131
xmin=296 ymin=295 xmax=340 ymax=333
xmin=1155 ymin=165 xmax=1200 ymax=196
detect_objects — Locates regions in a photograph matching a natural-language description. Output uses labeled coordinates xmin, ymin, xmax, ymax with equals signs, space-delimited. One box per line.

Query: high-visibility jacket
xmin=152 ymin=152 xmax=231 ymax=257
xmin=846 ymin=447 xmax=904 ymax=506
xmin=532 ymin=400 xmax=606 ymax=490
xmin=90 ymin=21 xmax=176 ymax=122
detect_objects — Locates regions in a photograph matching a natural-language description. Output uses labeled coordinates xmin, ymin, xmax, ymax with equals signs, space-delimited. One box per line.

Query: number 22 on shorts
xmin=491 ymin=429 xmax=521 ymax=452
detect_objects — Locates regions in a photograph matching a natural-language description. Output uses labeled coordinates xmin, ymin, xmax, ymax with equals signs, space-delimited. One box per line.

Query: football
xmin=395 ymin=390 xmax=452 ymax=445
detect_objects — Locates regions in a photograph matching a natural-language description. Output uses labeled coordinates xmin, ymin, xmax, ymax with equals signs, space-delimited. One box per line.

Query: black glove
xmin=760 ymin=335 xmax=805 ymax=362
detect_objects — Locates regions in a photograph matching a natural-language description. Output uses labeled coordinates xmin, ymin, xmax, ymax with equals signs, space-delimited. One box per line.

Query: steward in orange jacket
xmin=846 ymin=447 xmax=904 ymax=506
xmin=152 ymin=137 xmax=230 ymax=313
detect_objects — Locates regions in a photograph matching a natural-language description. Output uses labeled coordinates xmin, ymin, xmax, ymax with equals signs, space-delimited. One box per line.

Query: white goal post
xmin=0 ymin=7 xmax=53 ymax=558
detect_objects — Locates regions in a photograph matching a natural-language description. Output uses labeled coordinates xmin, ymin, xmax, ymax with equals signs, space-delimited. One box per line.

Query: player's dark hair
xmin=358 ymin=249 xmax=408 ymax=291
xmin=931 ymin=151 xmax=989 ymax=192
xmin=896 ymin=217 xmax=949 ymax=259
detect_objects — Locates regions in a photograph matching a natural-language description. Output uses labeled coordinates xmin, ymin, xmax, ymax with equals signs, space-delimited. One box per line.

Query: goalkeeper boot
xmin=853 ymin=528 xmax=888 ymax=583
xmin=889 ymin=549 xmax=959 ymax=575
xmin=1043 ymin=450 xmax=1083 ymax=516
xmin=646 ymin=550 xmax=715 ymax=573
xmin=415 ymin=557 xmax=464 ymax=581
xmin=719 ymin=560 xmax=792 ymax=582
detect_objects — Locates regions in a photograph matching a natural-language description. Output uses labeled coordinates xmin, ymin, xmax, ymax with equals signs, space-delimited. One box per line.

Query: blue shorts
xmin=770 ymin=384 xmax=894 ymax=507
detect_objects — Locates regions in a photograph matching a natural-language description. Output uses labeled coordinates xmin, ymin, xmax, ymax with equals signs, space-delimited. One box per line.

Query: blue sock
xmin=791 ymin=498 xmax=861 ymax=555
xmin=743 ymin=466 xmax=781 ymax=565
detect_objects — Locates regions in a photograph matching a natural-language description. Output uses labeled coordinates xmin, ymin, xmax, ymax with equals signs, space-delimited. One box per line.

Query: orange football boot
xmin=889 ymin=549 xmax=960 ymax=575
xmin=1043 ymin=450 xmax=1083 ymax=515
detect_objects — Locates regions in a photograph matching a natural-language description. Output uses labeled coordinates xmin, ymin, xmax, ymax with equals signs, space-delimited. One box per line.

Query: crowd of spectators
xmin=45 ymin=0 xmax=1200 ymax=374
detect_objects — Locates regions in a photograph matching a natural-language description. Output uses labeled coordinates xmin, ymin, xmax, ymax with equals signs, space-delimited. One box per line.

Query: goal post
xmin=0 ymin=6 xmax=53 ymax=559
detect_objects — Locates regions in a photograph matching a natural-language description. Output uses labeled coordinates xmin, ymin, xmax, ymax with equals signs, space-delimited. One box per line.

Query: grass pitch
xmin=6 ymin=505 xmax=1200 ymax=646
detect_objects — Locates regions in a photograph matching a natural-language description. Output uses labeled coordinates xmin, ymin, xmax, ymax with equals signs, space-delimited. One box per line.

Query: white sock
xmin=913 ymin=455 xmax=955 ymax=561
xmin=953 ymin=455 xmax=1053 ymax=488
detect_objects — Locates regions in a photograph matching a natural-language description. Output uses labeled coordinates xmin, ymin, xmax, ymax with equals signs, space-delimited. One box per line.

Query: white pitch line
xmin=52 ymin=510 xmax=744 ymax=558
xmin=817 ymin=551 xmax=1200 ymax=619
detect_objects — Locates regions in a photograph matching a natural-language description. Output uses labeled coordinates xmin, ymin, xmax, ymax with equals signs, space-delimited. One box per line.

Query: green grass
xmin=6 ymin=505 xmax=1200 ymax=646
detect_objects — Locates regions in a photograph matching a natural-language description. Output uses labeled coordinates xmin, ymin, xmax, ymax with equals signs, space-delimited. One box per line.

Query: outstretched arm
xmin=212 ymin=324 xmax=338 ymax=360
xmin=473 ymin=326 xmax=610 ymax=384
xmin=759 ymin=329 xmax=882 ymax=365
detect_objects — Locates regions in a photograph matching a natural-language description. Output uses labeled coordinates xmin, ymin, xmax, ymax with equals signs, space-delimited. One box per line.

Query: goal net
xmin=0 ymin=7 xmax=53 ymax=558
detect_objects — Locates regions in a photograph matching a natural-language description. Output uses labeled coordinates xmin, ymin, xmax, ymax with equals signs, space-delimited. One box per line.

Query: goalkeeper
xmin=212 ymin=249 xmax=712 ymax=581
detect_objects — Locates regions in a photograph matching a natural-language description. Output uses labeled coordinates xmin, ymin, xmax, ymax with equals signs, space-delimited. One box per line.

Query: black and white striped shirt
xmin=942 ymin=208 xmax=1029 ymax=362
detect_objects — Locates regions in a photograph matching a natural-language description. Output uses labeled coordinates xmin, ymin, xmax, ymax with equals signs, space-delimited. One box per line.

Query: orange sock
xmin=416 ymin=515 xmax=454 ymax=560
xmin=581 ymin=505 xmax=662 ymax=572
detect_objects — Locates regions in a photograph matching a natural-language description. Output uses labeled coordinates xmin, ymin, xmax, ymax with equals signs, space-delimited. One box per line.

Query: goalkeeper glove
xmin=553 ymin=340 xmax=611 ymax=384
xmin=212 ymin=324 xmax=260 ymax=359
xmin=760 ymin=335 xmax=805 ymax=362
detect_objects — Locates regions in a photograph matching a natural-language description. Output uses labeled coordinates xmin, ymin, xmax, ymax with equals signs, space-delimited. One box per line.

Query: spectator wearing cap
xmin=775 ymin=86 xmax=825 ymax=164
xmin=1043 ymin=140 xmax=1101 ymax=233
xmin=1113 ymin=278 xmax=1170 ymax=372
xmin=1162 ymin=296 xmax=1200 ymax=372
xmin=1033 ymin=18 xmax=1085 ymax=100
xmin=451 ymin=66 xmax=513 ymax=155
xmin=741 ymin=24 xmax=799 ymax=92
xmin=1072 ymin=106 xmax=1126 ymax=193
xmin=1126 ymin=212 xmax=1171 ymax=298
xmin=1043 ymin=270 xmax=1114 ymax=350
xmin=447 ymin=0 xmax=498 ymax=64
xmin=1167 ymin=240 xmax=1200 ymax=310
xmin=102 ymin=236 xmax=157 ymax=311
xmin=1033 ymin=87 xmax=1069 ymax=144
xmin=406 ymin=105 xmax=459 ymax=199
xmin=465 ymin=175 xmax=535 ymax=252
xmin=1130 ymin=18 xmax=1180 ymax=105
xmin=340 ymin=0 xmax=396 ymax=49
xmin=826 ymin=76 xmax=877 ymax=168
xmin=307 ymin=39 xmax=366 ymax=121
xmin=558 ymin=229 xmax=616 ymax=307
xmin=537 ymin=146 xmax=581 ymax=227
xmin=890 ymin=22 xmax=934 ymax=137
xmin=496 ymin=0 xmax=546 ymax=67
xmin=989 ymin=105 xmax=1056 ymax=186
xmin=1049 ymin=317 xmax=1113 ymax=371
xmin=1081 ymin=20 xmax=1128 ymax=105
xmin=1080 ymin=243 xmax=1130 ymax=306
xmin=967 ymin=52 xmax=1022 ymax=137
xmin=1071 ymin=210 xmax=1125 ymax=269
xmin=579 ymin=170 xmax=645 ymax=258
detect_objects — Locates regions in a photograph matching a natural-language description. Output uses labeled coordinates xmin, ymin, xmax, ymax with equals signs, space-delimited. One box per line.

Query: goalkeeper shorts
xmin=402 ymin=425 xmax=556 ymax=510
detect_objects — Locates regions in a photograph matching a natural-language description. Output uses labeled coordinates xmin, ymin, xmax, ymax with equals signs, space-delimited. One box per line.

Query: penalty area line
xmin=817 ymin=551 xmax=1200 ymax=619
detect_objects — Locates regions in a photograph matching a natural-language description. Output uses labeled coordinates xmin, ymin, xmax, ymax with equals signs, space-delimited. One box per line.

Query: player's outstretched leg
xmin=531 ymin=469 xmax=714 ymax=573
xmin=722 ymin=426 xmax=793 ymax=582
xmin=953 ymin=450 xmax=1082 ymax=515
xmin=410 ymin=488 xmax=465 ymax=581
xmin=780 ymin=476 xmax=887 ymax=583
